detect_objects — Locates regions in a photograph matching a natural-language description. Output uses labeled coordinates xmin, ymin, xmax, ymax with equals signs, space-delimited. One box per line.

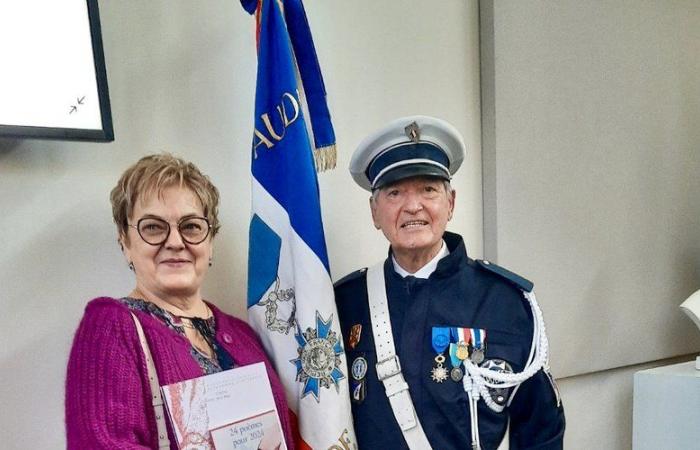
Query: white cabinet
xmin=633 ymin=360 xmax=700 ymax=449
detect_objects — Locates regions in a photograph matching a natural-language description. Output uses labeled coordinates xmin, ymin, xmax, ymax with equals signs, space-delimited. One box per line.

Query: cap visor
xmin=373 ymin=164 xmax=450 ymax=190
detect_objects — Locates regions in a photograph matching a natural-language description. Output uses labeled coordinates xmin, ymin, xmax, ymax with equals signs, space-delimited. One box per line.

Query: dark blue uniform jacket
xmin=334 ymin=232 xmax=565 ymax=449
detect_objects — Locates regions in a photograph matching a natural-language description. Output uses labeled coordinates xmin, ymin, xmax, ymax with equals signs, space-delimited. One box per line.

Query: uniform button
xmin=222 ymin=333 xmax=233 ymax=344
xmin=483 ymin=260 xmax=490 ymax=265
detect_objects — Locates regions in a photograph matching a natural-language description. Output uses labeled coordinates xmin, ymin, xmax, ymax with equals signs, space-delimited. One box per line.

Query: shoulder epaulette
xmin=333 ymin=267 xmax=368 ymax=288
xmin=476 ymin=259 xmax=534 ymax=293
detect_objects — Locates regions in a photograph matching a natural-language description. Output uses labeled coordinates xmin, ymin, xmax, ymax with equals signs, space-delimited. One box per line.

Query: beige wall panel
xmin=481 ymin=0 xmax=700 ymax=378
xmin=0 ymin=1 xmax=482 ymax=447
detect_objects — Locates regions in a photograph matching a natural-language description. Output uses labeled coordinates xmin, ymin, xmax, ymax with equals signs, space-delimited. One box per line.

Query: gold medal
xmin=456 ymin=342 xmax=469 ymax=360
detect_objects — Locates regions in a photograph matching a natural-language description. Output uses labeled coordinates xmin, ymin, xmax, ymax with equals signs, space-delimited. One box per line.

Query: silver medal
xmin=470 ymin=348 xmax=484 ymax=364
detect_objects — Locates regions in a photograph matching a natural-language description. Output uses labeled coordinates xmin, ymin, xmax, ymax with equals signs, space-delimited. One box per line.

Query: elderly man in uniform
xmin=334 ymin=116 xmax=565 ymax=449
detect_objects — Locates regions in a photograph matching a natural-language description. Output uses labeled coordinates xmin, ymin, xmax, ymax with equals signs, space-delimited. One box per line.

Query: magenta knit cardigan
xmin=65 ymin=297 xmax=295 ymax=449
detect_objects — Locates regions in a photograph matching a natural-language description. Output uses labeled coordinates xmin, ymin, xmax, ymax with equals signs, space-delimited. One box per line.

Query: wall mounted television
xmin=0 ymin=0 xmax=113 ymax=142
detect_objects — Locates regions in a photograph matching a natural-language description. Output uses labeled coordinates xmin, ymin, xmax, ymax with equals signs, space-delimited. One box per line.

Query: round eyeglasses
xmin=129 ymin=216 xmax=212 ymax=245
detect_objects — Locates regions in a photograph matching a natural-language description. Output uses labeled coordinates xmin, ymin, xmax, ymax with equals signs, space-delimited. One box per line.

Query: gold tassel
xmin=313 ymin=144 xmax=337 ymax=173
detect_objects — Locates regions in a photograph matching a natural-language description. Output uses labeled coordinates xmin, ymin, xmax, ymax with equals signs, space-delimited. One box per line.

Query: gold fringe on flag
xmin=313 ymin=144 xmax=337 ymax=173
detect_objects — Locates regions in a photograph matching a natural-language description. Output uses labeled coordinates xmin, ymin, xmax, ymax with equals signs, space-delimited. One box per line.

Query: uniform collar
xmin=385 ymin=232 xmax=468 ymax=281
xmin=392 ymin=240 xmax=450 ymax=279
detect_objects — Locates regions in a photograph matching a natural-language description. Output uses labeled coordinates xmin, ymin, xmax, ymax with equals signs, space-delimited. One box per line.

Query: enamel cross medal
xmin=431 ymin=327 xmax=450 ymax=382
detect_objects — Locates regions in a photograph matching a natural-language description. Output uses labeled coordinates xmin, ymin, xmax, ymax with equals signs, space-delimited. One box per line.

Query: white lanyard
xmin=460 ymin=290 xmax=550 ymax=449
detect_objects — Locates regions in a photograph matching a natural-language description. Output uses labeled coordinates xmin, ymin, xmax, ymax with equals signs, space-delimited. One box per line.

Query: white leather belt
xmin=367 ymin=263 xmax=432 ymax=450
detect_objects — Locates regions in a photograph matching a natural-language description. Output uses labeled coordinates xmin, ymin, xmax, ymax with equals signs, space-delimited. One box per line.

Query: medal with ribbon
xmin=430 ymin=327 xmax=450 ymax=382
xmin=451 ymin=327 xmax=471 ymax=360
xmin=448 ymin=343 xmax=464 ymax=382
xmin=448 ymin=327 xmax=471 ymax=381
xmin=469 ymin=328 xmax=487 ymax=364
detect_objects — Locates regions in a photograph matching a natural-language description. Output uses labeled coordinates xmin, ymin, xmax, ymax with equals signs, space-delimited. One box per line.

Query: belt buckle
xmin=376 ymin=354 xmax=402 ymax=381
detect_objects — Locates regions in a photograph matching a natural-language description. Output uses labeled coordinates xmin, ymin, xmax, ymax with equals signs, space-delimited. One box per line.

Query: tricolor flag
xmin=240 ymin=0 xmax=357 ymax=449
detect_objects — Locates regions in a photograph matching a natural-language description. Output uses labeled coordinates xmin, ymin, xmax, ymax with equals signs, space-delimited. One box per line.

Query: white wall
xmin=481 ymin=0 xmax=700 ymax=378
xmin=480 ymin=1 xmax=700 ymax=449
xmin=0 ymin=1 xmax=481 ymax=448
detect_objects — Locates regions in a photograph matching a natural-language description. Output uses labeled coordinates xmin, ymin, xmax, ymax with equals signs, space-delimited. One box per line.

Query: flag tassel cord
xmin=313 ymin=144 xmax=337 ymax=173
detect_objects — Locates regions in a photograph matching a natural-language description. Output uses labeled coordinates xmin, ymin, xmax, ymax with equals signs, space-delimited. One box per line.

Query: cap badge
xmin=404 ymin=121 xmax=420 ymax=143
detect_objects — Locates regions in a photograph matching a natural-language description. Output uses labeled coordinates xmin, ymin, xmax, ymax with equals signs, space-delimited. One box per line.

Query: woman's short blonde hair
xmin=110 ymin=153 xmax=221 ymax=242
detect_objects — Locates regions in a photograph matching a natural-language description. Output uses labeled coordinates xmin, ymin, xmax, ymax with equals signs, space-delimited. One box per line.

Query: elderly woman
xmin=65 ymin=154 xmax=294 ymax=449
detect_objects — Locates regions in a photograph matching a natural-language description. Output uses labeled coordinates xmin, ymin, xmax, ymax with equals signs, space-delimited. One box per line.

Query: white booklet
xmin=161 ymin=362 xmax=287 ymax=450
